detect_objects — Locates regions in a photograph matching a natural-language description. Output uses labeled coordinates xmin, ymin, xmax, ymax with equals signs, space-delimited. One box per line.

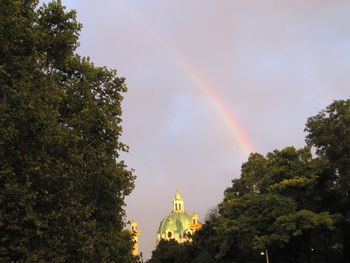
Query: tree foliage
xmin=0 ymin=0 xmax=136 ymax=262
xmin=215 ymin=147 xmax=338 ymax=263
xmin=146 ymin=239 xmax=193 ymax=263
xmin=305 ymin=99 xmax=350 ymax=262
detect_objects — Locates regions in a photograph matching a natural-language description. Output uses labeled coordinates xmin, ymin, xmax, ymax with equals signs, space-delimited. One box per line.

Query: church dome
xmin=156 ymin=191 xmax=202 ymax=243
xmin=158 ymin=212 xmax=192 ymax=240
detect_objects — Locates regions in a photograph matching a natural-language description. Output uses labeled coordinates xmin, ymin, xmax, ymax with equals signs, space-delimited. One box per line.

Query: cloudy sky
xmin=46 ymin=0 xmax=349 ymax=259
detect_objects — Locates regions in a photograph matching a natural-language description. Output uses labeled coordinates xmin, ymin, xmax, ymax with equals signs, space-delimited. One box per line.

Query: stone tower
xmin=130 ymin=219 xmax=141 ymax=256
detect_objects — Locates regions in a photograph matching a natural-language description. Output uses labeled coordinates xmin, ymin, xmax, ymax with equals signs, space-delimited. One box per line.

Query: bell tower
xmin=130 ymin=219 xmax=141 ymax=256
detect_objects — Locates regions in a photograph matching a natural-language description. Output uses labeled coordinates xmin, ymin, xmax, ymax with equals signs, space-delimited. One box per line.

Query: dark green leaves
xmin=0 ymin=1 xmax=136 ymax=262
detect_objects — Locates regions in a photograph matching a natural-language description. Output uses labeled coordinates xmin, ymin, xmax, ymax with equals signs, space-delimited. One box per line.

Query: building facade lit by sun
xmin=157 ymin=191 xmax=202 ymax=243
xmin=130 ymin=219 xmax=141 ymax=256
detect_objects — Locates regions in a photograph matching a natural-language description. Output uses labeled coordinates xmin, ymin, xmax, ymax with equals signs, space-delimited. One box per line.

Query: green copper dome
xmin=156 ymin=191 xmax=202 ymax=243
xmin=158 ymin=212 xmax=192 ymax=240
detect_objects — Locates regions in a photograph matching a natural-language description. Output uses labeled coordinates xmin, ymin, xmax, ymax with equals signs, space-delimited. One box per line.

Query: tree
xmin=146 ymin=239 xmax=192 ymax=263
xmin=216 ymin=147 xmax=339 ymax=263
xmin=0 ymin=0 xmax=136 ymax=262
xmin=305 ymin=99 xmax=350 ymax=262
xmin=190 ymin=208 xmax=223 ymax=263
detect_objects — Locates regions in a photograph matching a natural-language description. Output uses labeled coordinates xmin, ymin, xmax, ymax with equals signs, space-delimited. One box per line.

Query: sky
xmin=43 ymin=0 xmax=349 ymax=259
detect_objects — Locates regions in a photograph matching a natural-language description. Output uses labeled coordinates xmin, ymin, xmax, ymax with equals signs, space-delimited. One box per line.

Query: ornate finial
xmin=176 ymin=187 xmax=179 ymax=193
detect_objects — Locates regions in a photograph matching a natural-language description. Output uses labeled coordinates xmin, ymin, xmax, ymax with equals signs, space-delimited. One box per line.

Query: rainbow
xmin=177 ymin=56 xmax=255 ymax=156
xmin=124 ymin=5 xmax=255 ymax=156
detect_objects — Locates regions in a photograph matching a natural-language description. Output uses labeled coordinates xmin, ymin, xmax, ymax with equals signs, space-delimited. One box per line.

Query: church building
xmin=157 ymin=190 xmax=202 ymax=243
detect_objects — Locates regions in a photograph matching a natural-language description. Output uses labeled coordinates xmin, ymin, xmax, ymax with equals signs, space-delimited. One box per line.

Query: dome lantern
xmin=173 ymin=189 xmax=185 ymax=213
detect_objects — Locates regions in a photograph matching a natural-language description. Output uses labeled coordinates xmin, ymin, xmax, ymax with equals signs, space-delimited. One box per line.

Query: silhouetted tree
xmin=217 ymin=147 xmax=338 ymax=263
xmin=306 ymin=99 xmax=350 ymax=262
xmin=146 ymin=239 xmax=192 ymax=263
xmin=0 ymin=1 xmax=136 ymax=262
